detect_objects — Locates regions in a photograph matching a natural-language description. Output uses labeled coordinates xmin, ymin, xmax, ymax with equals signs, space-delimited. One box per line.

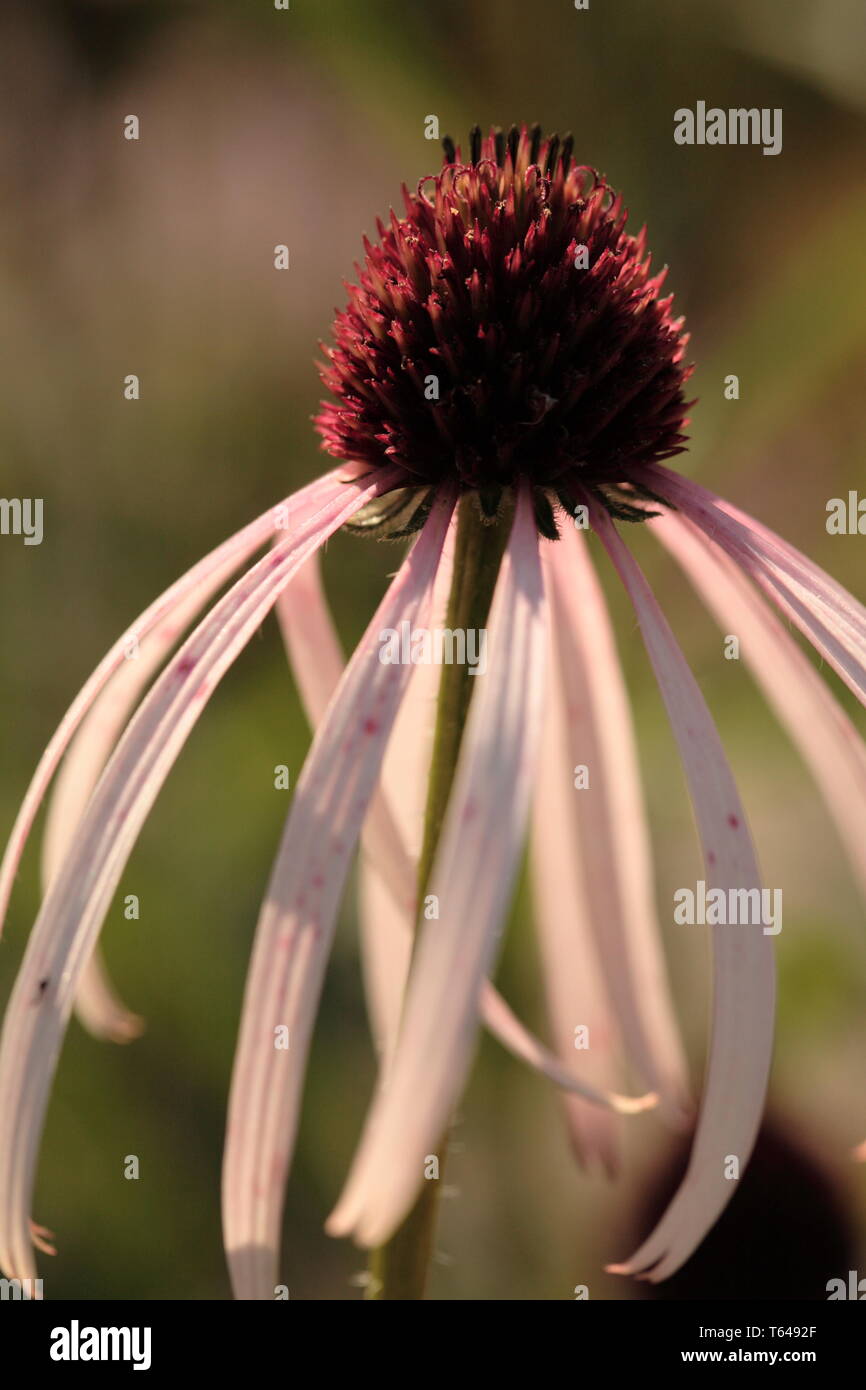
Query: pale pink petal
xmin=653 ymin=510 xmax=866 ymax=902
xmin=586 ymin=497 xmax=776 ymax=1283
xmin=356 ymin=527 xmax=455 ymax=1061
xmin=69 ymin=952 xmax=144 ymax=1045
xmin=29 ymin=1221 xmax=56 ymax=1258
xmin=377 ymin=527 xmax=455 ymax=862
xmin=0 ymin=467 xmax=349 ymax=938
xmin=356 ymin=828 xmax=656 ymax=1109
xmin=540 ymin=528 xmax=691 ymax=1127
xmin=476 ymin=989 xmax=657 ymax=1117
xmin=0 ymin=468 xmax=394 ymax=1284
xmin=276 ymin=550 xmax=417 ymax=1057
xmin=357 ymin=865 xmax=413 ymax=1063
xmin=43 ymin=549 xmax=247 ymax=1041
xmin=645 ymin=466 xmax=866 ymax=708
xmin=222 ymin=489 xmax=456 ymax=1300
xmin=532 ymin=622 xmax=622 ymax=1175
xmin=276 ymin=550 xmax=416 ymax=922
xmin=276 ymin=544 xmax=637 ymax=1099
xmin=274 ymin=551 xmax=346 ymax=731
xmin=327 ymin=486 xmax=549 ymax=1248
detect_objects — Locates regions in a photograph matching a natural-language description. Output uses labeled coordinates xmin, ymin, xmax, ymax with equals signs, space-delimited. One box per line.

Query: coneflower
xmin=1 ymin=123 xmax=864 ymax=1301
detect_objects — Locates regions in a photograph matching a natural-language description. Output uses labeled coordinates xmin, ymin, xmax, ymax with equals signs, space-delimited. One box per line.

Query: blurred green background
xmin=1 ymin=0 xmax=865 ymax=1299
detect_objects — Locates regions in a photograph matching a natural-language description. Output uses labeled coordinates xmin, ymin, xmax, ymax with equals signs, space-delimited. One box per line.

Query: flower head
xmin=1 ymin=127 xmax=865 ymax=1304
xmin=317 ymin=124 xmax=692 ymax=529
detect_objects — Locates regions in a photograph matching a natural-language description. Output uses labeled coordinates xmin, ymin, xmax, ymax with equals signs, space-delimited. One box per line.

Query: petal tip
xmin=611 ymin=1089 xmax=659 ymax=1116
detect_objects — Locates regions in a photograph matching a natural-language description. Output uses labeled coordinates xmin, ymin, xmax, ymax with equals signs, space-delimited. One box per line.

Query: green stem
xmin=366 ymin=492 xmax=514 ymax=1300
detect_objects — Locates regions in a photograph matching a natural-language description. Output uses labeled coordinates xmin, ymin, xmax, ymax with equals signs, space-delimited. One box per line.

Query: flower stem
xmin=367 ymin=492 xmax=513 ymax=1300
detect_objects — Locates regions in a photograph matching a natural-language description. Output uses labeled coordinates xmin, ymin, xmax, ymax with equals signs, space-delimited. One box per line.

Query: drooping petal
xmin=540 ymin=528 xmax=691 ymax=1127
xmin=275 ymin=547 xmax=647 ymax=1103
xmin=327 ymin=485 xmax=549 ymax=1249
xmin=358 ymin=846 xmax=656 ymax=1112
xmin=222 ymin=488 xmax=456 ymax=1300
xmin=653 ymin=510 xmax=866 ymax=902
xmin=354 ymin=532 xmax=453 ymax=1064
xmin=29 ymin=1221 xmax=56 ymax=1257
xmin=532 ymin=619 xmax=623 ymax=1175
xmin=473 ymin=990 xmax=657 ymax=1115
xmin=68 ymin=951 xmax=143 ymax=1045
xmin=275 ymin=548 xmax=424 ymax=1060
xmin=0 ymin=468 xmax=350 ymax=938
xmin=275 ymin=551 xmax=416 ymax=924
xmin=0 ymin=468 xmax=395 ymax=1284
xmin=43 ymin=547 xmax=248 ymax=1041
xmin=644 ymin=465 xmax=866 ymax=708
xmin=585 ymin=497 xmax=776 ymax=1282
xmin=356 ymin=862 xmax=413 ymax=1064
xmin=273 ymin=550 xmax=346 ymax=731
xmin=354 ymin=525 xmax=458 ymax=1062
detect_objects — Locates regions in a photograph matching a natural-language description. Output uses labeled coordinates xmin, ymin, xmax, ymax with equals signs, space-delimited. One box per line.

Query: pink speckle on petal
xmin=311 ymin=873 xmax=325 ymax=890
xmin=176 ymin=655 xmax=197 ymax=678
xmin=362 ymin=716 xmax=380 ymax=736
xmin=727 ymin=814 xmax=740 ymax=829
xmin=707 ymin=850 xmax=717 ymax=866
xmin=462 ymin=799 xmax=477 ymax=823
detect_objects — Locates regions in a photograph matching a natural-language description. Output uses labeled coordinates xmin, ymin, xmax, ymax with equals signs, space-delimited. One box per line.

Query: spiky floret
xmin=316 ymin=124 xmax=693 ymax=534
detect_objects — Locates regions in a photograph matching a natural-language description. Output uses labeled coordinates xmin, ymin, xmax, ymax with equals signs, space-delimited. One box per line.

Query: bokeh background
xmin=1 ymin=0 xmax=865 ymax=1299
